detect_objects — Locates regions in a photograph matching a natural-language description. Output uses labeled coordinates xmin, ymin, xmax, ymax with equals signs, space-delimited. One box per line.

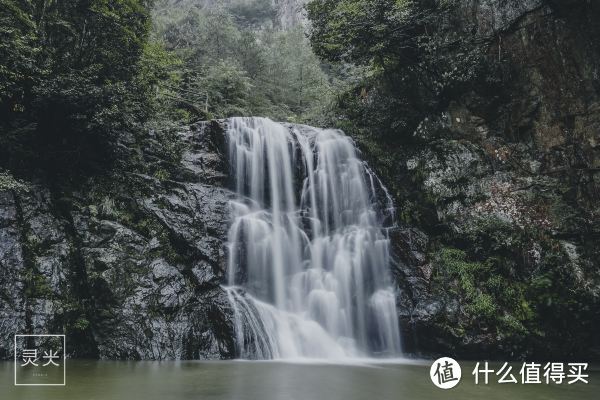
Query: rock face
xmin=272 ymin=0 xmax=308 ymax=27
xmin=157 ymin=0 xmax=307 ymax=29
xmin=382 ymin=0 xmax=600 ymax=361
xmin=0 ymin=121 xmax=237 ymax=360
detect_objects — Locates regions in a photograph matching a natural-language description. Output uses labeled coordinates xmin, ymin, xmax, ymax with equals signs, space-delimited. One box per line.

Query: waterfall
xmin=224 ymin=117 xmax=401 ymax=359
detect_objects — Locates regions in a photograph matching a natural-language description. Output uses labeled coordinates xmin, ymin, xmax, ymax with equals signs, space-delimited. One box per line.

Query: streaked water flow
xmin=225 ymin=117 xmax=400 ymax=359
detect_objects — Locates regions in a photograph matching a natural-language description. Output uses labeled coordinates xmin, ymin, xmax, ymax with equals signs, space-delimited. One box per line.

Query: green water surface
xmin=1 ymin=360 xmax=597 ymax=400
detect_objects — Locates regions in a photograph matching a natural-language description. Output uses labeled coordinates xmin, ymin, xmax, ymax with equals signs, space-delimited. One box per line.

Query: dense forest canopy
xmin=0 ymin=0 xmax=163 ymax=176
xmin=152 ymin=0 xmax=333 ymax=122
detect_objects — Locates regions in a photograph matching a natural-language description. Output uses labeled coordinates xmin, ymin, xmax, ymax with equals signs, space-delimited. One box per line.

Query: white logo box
xmin=14 ymin=334 xmax=66 ymax=386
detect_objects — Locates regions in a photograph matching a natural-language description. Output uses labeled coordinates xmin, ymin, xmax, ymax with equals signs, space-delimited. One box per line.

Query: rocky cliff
xmin=381 ymin=0 xmax=600 ymax=361
xmin=0 ymin=122 xmax=237 ymax=360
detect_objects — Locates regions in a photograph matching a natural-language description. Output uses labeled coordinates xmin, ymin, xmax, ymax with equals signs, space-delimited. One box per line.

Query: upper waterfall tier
xmin=225 ymin=117 xmax=401 ymax=359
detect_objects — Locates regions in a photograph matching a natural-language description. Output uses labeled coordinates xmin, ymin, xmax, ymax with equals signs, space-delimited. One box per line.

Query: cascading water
xmin=224 ymin=117 xmax=401 ymax=360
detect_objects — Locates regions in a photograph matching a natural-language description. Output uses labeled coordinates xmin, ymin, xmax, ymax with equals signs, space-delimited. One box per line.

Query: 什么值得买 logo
xmin=430 ymin=357 xmax=589 ymax=388
xmin=430 ymin=357 xmax=462 ymax=389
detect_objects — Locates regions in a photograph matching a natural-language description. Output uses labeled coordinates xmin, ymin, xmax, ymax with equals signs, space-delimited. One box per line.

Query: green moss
xmin=466 ymin=293 xmax=496 ymax=319
xmin=73 ymin=317 xmax=90 ymax=331
xmin=432 ymin=246 xmax=533 ymax=338
xmin=23 ymin=270 xmax=53 ymax=298
xmin=152 ymin=168 xmax=171 ymax=182
xmin=427 ymin=206 xmax=600 ymax=359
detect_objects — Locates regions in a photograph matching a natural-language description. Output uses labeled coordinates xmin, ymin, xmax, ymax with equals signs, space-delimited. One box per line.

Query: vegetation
xmin=152 ymin=0 xmax=334 ymax=123
xmin=427 ymin=215 xmax=600 ymax=358
xmin=0 ymin=0 xmax=337 ymax=180
xmin=307 ymin=0 xmax=497 ymax=138
xmin=0 ymin=0 xmax=166 ymax=177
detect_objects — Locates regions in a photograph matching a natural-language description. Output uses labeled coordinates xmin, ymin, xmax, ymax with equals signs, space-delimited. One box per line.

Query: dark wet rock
xmin=0 ymin=122 xmax=236 ymax=360
xmin=0 ymin=192 xmax=26 ymax=359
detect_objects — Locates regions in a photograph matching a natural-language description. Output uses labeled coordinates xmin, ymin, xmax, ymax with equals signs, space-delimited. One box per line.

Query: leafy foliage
xmin=433 ymin=245 xmax=532 ymax=337
xmin=307 ymin=0 xmax=498 ymax=137
xmin=0 ymin=0 xmax=159 ymax=177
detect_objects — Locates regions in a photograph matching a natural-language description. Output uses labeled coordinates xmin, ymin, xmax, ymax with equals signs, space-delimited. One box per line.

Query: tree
xmin=198 ymin=61 xmax=253 ymax=118
xmin=306 ymin=0 xmax=492 ymax=137
xmin=152 ymin=0 xmax=334 ymax=122
xmin=0 ymin=0 xmax=157 ymax=176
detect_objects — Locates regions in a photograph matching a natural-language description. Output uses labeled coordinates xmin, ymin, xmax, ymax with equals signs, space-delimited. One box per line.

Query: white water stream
xmin=224 ymin=117 xmax=401 ymax=359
